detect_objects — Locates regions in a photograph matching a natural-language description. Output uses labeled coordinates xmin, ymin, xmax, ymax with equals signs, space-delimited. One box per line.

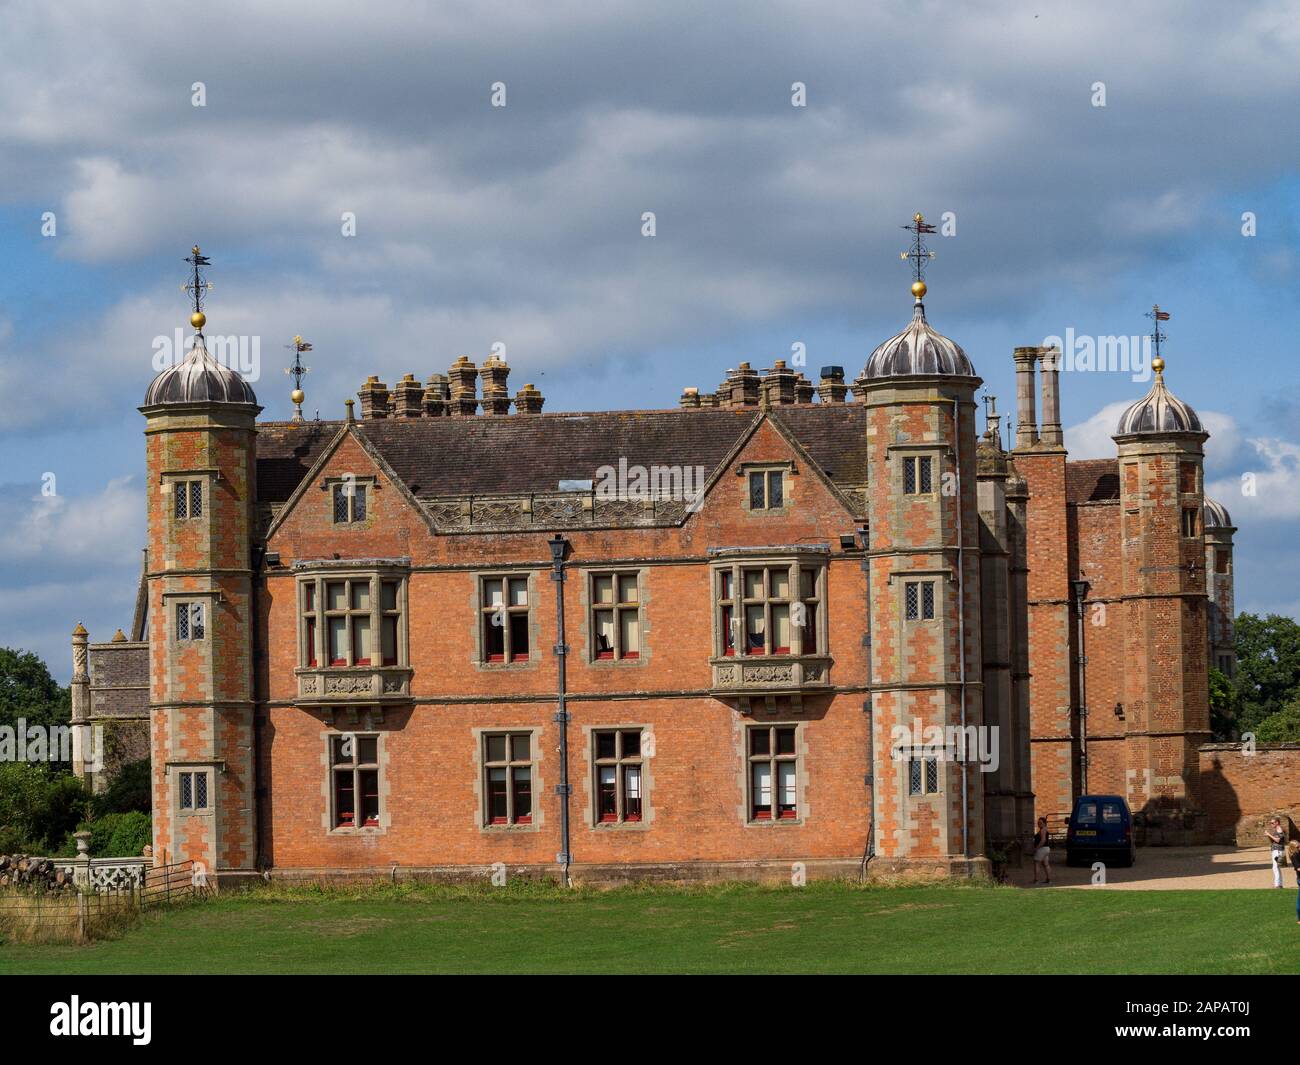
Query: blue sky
xmin=0 ymin=0 xmax=1297 ymax=681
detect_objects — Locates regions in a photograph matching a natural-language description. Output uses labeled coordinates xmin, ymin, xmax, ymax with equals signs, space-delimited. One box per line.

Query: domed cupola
xmin=143 ymin=335 xmax=258 ymax=407
xmin=1203 ymin=497 xmax=1233 ymax=529
xmin=142 ymin=245 xmax=258 ymax=409
xmin=859 ymin=214 xmax=976 ymax=381
xmin=1114 ymin=306 xmax=1202 ymax=437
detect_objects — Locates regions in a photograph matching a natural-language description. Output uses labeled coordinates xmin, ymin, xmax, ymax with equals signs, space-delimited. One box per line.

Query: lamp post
xmin=1070 ymin=579 xmax=1091 ymax=795
xmin=548 ymin=534 xmax=573 ymax=886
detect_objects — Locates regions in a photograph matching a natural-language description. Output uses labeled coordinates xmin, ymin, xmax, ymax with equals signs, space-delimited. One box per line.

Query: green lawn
xmin=1 ymin=880 xmax=1296 ymax=974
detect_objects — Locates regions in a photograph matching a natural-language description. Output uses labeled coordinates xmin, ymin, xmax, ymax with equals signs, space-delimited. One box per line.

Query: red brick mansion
xmin=68 ymin=235 xmax=1237 ymax=883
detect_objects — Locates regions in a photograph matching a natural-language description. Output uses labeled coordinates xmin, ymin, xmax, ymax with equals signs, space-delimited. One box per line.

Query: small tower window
xmin=1181 ymin=507 xmax=1199 ymax=538
xmin=174 ymin=480 xmax=203 ymax=520
xmin=905 ymin=580 xmax=936 ymax=621
xmin=179 ymin=770 xmax=211 ymax=812
xmin=175 ymin=602 xmax=205 ymax=641
xmin=903 ymin=456 xmax=933 ymax=495
xmin=333 ymin=482 xmax=367 ymax=524
xmin=908 ymin=756 xmax=940 ymax=796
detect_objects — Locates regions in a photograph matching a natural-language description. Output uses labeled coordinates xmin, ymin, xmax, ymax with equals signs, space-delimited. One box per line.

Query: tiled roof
xmin=256 ymin=421 xmax=341 ymax=502
xmin=254 ymin=404 xmax=870 ymax=508
xmin=1066 ymin=458 xmax=1120 ymax=504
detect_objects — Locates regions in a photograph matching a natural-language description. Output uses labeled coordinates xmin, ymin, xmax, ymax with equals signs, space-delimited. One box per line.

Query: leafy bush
xmin=91 ymin=759 xmax=151 ymax=818
xmin=0 ymin=763 xmax=90 ymax=854
xmin=1254 ymin=697 xmax=1300 ymax=744
xmin=69 ymin=811 xmax=152 ymax=858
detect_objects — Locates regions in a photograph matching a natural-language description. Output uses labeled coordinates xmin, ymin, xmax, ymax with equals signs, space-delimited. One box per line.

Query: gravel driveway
xmin=1008 ymin=845 xmax=1293 ymax=890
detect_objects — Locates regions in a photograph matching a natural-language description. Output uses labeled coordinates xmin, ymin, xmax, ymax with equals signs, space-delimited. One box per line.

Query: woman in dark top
xmin=1032 ymin=817 xmax=1051 ymax=885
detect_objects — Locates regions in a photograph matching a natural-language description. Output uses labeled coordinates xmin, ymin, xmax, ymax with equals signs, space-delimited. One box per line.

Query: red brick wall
xmin=259 ymin=418 xmax=876 ymax=871
xmin=1198 ymin=744 xmax=1300 ymax=845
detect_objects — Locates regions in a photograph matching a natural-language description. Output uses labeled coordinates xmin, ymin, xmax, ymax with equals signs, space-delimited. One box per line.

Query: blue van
xmin=1065 ymin=795 xmax=1136 ymax=867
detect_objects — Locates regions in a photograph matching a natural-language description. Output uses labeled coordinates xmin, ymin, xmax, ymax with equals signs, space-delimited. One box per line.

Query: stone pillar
xmin=70 ymin=624 xmax=90 ymax=784
xmin=1038 ymin=346 xmax=1064 ymax=447
xmin=1013 ymin=347 xmax=1039 ymax=449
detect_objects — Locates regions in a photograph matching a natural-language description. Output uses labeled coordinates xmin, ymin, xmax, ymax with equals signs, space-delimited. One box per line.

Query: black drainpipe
xmin=548 ymin=534 xmax=573 ymax=887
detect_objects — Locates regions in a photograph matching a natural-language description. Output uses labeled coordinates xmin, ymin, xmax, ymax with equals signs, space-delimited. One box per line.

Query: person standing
xmin=1288 ymin=841 xmax=1300 ymax=924
xmin=1267 ymin=817 xmax=1287 ymax=888
xmin=1032 ymin=817 xmax=1052 ymax=885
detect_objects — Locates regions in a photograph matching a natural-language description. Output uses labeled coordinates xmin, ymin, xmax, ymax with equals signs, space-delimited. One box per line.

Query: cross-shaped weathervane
xmin=900 ymin=212 xmax=937 ymax=285
xmin=1144 ymin=303 xmax=1171 ymax=361
xmin=285 ymin=335 xmax=312 ymax=393
xmin=182 ymin=245 xmax=212 ymax=317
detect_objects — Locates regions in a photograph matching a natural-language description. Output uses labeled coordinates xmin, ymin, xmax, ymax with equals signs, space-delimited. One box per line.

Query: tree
xmin=0 ymin=762 xmax=90 ymax=853
xmin=0 ymin=647 xmax=71 ymax=734
xmin=1254 ymin=696 xmax=1300 ymax=744
xmin=1232 ymin=613 xmax=1300 ymax=738
xmin=1209 ymin=667 xmax=1238 ymax=740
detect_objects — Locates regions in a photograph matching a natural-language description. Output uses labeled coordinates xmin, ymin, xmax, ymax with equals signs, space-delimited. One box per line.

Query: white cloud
xmin=1208 ymin=437 xmax=1300 ymax=522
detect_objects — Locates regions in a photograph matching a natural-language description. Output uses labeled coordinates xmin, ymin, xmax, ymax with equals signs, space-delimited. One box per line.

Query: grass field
xmin=1 ymin=880 xmax=1296 ymax=975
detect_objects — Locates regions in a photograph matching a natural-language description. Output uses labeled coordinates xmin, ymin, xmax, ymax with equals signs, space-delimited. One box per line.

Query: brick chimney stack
xmin=423 ymin=374 xmax=450 ymax=416
xmin=480 ymin=354 xmax=512 ymax=415
xmin=358 ymin=376 xmax=390 ymax=419
xmin=448 ymin=356 xmax=479 ymax=416
xmin=760 ymin=361 xmax=799 ymax=407
xmin=817 ymin=366 xmax=848 ymax=404
xmin=794 ymin=373 xmax=815 ymax=405
xmin=679 ymin=387 xmax=701 ymax=409
xmin=719 ymin=363 xmax=760 ymax=409
xmin=392 ymin=373 xmax=425 ymax=417
xmin=1012 ymin=347 xmax=1039 ymax=449
xmin=514 ymin=382 xmax=544 ymax=414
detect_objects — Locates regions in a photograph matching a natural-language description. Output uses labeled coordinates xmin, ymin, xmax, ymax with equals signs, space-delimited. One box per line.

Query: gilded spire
xmin=1145 ymin=303 xmax=1170 ymax=375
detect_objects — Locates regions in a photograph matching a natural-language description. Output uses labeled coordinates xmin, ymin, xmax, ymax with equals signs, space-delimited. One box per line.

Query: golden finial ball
xmin=1152 ymin=356 xmax=1165 ymax=374
xmin=291 ymin=389 xmax=305 ymax=405
xmin=911 ymin=280 xmax=927 ymax=299
xmin=190 ymin=311 xmax=206 ymax=329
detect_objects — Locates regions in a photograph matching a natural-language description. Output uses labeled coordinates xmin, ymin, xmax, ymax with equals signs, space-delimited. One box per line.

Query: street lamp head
xmin=548 ymin=534 xmax=571 ymax=564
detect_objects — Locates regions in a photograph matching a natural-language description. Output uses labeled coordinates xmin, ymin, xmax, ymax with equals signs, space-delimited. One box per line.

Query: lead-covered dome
xmin=1115 ymin=361 xmax=1201 ymax=436
xmin=143 ymin=336 xmax=258 ymax=407
xmin=1203 ymin=497 xmax=1233 ymax=529
xmin=861 ymin=300 xmax=976 ymax=380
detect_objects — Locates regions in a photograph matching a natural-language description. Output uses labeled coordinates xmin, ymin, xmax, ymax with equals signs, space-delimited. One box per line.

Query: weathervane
xmin=900 ymin=212 xmax=937 ymax=302
xmin=284 ymin=335 xmax=312 ymax=422
xmin=181 ymin=245 xmax=212 ymax=334
xmin=1144 ymin=303 xmax=1171 ymax=373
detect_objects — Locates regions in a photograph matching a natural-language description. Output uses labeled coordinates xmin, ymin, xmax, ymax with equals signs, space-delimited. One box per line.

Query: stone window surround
xmin=888 ymin=442 xmax=947 ymax=498
xmin=322 ymin=728 xmax=389 ymax=835
xmin=168 ymin=761 xmax=218 ymax=820
xmin=295 ymin=568 xmax=409 ymax=671
xmin=470 ymin=570 xmax=542 ymax=671
xmin=472 ymin=726 xmax=543 ymax=833
xmin=890 ymin=567 xmax=949 ymax=626
xmin=162 ymin=590 xmax=219 ymax=645
xmin=321 ymin=473 xmax=377 ymax=527
xmin=896 ymin=745 xmax=944 ymax=799
xmin=737 ymin=720 xmax=808 ymax=827
xmin=168 ymin=476 xmax=206 ymax=522
xmin=737 ymin=460 xmax=796 ymax=514
xmin=581 ymin=723 xmax=654 ymax=830
xmin=711 ymin=554 xmax=827 ymax=660
xmin=579 ymin=568 xmax=648 ymax=667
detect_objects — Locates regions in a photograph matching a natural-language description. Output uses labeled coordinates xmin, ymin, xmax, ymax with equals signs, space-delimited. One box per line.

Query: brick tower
xmin=1112 ymin=332 xmax=1210 ymax=836
xmin=139 ymin=246 xmax=262 ymax=878
xmin=1202 ymin=497 xmax=1237 ymax=678
xmin=856 ymin=215 xmax=985 ymax=869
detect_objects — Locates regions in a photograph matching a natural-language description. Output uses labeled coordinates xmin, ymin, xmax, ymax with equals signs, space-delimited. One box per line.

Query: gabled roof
xmin=1066 ymin=458 xmax=1120 ymax=503
xmin=254 ymin=405 xmax=870 ymax=506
